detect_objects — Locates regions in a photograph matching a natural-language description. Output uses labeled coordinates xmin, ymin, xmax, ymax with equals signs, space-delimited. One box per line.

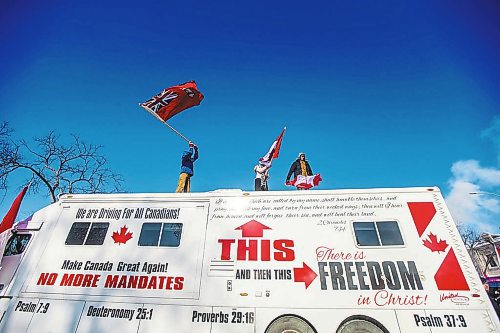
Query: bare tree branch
xmin=457 ymin=224 xmax=482 ymax=250
xmin=0 ymin=121 xmax=15 ymax=193
xmin=0 ymin=122 xmax=11 ymax=139
xmin=457 ymin=223 xmax=487 ymax=276
xmin=0 ymin=124 xmax=123 ymax=202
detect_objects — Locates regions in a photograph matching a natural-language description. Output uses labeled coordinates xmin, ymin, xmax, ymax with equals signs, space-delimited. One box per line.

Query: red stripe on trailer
xmin=434 ymin=248 xmax=470 ymax=291
xmin=407 ymin=202 xmax=436 ymax=237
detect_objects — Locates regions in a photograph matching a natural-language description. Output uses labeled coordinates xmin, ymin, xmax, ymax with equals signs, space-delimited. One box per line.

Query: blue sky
xmin=1 ymin=1 xmax=499 ymax=231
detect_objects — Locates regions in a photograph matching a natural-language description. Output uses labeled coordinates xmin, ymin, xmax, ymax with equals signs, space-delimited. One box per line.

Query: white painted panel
xmin=423 ymin=309 xmax=495 ymax=333
xmin=26 ymin=203 xmax=209 ymax=300
xmin=211 ymin=307 xmax=255 ymax=333
xmin=137 ymin=305 xmax=212 ymax=333
xmin=0 ymin=298 xmax=38 ymax=333
xmin=76 ymin=302 xmax=141 ymax=333
xmin=396 ymin=310 xmax=432 ymax=332
xmin=26 ymin=299 xmax=85 ymax=333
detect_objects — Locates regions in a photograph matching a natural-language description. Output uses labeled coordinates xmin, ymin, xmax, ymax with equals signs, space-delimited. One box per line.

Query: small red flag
xmin=140 ymin=81 xmax=204 ymax=121
xmin=272 ymin=128 xmax=286 ymax=159
xmin=0 ymin=186 xmax=28 ymax=234
xmin=288 ymin=174 xmax=322 ymax=189
xmin=260 ymin=127 xmax=286 ymax=163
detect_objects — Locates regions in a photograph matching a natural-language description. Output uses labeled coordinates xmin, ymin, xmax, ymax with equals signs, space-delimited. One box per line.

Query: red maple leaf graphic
xmin=112 ymin=225 xmax=133 ymax=245
xmin=423 ymin=232 xmax=448 ymax=253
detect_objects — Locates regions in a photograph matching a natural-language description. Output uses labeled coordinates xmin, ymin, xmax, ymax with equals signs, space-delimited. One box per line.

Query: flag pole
xmin=163 ymin=121 xmax=191 ymax=143
xmin=139 ymin=104 xmax=191 ymax=143
xmin=272 ymin=126 xmax=286 ymax=162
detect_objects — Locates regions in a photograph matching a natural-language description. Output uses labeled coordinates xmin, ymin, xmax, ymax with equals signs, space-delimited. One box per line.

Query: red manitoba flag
xmin=140 ymin=81 xmax=204 ymax=121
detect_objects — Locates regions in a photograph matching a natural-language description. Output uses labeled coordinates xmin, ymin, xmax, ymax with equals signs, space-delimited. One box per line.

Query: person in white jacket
xmin=254 ymin=161 xmax=270 ymax=191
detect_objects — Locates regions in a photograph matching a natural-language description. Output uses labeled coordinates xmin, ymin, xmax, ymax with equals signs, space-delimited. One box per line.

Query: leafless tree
xmin=457 ymin=223 xmax=488 ymax=275
xmin=0 ymin=122 xmax=11 ymax=139
xmin=457 ymin=224 xmax=483 ymax=250
xmin=0 ymin=121 xmax=15 ymax=193
xmin=0 ymin=124 xmax=122 ymax=202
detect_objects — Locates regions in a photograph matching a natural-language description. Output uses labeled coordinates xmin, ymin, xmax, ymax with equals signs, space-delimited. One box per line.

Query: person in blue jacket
xmin=175 ymin=141 xmax=198 ymax=193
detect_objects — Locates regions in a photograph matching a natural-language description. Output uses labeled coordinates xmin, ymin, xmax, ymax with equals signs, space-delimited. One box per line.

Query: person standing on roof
xmin=175 ymin=141 xmax=198 ymax=193
xmin=286 ymin=152 xmax=313 ymax=190
xmin=254 ymin=160 xmax=271 ymax=191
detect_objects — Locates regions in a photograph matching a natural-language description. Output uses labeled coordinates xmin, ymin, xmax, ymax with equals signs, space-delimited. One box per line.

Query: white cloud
xmin=450 ymin=160 xmax=500 ymax=187
xmin=445 ymin=116 xmax=500 ymax=233
xmin=445 ymin=160 xmax=500 ymax=233
xmin=446 ymin=180 xmax=479 ymax=222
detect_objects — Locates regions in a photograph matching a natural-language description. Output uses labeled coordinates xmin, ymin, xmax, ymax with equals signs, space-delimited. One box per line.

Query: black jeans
xmin=254 ymin=178 xmax=268 ymax=191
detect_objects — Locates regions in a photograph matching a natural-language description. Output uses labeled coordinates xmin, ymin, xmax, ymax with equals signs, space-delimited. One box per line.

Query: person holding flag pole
xmin=254 ymin=161 xmax=270 ymax=191
xmin=254 ymin=127 xmax=286 ymax=191
xmin=175 ymin=141 xmax=199 ymax=193
xmin=139 ymin=81 xmax=204 ymax=192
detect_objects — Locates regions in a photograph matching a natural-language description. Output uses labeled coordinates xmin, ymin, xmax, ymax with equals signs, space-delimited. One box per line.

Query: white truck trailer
xmin=0 ymin=187 xmax=498 ymax=332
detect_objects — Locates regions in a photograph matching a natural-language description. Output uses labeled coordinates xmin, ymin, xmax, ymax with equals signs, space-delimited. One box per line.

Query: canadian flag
xmin=260 ymin=127 xmax=286 ymax=164
xmin=289 ymin=174 xmax=322 ymax=189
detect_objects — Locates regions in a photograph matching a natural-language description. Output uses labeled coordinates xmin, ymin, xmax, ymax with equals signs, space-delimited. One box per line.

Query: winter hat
xmin=298 ymin=152 xmax=305 ymax=158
